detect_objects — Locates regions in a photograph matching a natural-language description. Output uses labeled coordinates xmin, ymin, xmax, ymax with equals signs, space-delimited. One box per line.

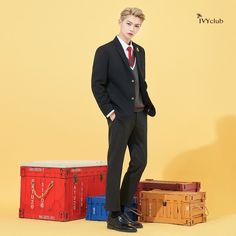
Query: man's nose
xmin=129 ymin=25 xmax=134 ymax=32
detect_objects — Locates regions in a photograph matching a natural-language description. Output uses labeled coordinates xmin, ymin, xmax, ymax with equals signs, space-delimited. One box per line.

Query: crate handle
xmin=204 ymin=205 xmax=209 ymax=216
xmin=193 ymin=205 xmax=209 ymax=216
xmin=31 ymin=181 xmax=54 ymax=199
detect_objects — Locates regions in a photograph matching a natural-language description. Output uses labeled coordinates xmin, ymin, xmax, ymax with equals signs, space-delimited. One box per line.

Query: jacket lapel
xmin=113 ymin=36 xmax=131 ymax=71
xmin=112 ymin=36 xmax=144 ymax=80
xmin=132 ymin=43 xmax=144 ymax=80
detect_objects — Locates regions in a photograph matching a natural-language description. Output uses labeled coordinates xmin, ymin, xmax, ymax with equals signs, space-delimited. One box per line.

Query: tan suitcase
xmin=140 ymin=190 xmax=207 ymax=226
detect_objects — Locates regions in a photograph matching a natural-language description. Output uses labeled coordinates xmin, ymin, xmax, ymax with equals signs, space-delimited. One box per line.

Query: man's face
xmin=119 ymin=15 xmax=142 ymax=42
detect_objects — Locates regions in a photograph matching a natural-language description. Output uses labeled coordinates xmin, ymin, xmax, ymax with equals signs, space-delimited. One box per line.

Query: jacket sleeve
xmin=141 ymin=48 xmax=156 ymax=117
xmin=91 ymin=46 xmax=114 ymax=117
xmin=142 ymin=48 xmax=148 ymax=89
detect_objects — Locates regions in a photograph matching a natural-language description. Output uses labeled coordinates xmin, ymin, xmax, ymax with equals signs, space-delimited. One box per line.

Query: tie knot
xmin=127 ymin=46 xmax=132 ymax=52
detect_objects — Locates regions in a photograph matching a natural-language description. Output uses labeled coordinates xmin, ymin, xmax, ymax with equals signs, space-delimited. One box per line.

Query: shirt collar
xmin=116 ymin=35 xmax=133 ymax=52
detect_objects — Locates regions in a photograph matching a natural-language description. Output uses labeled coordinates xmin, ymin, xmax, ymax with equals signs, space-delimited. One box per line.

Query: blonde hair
xmin=120 ymin=7 xmax=145 ymax=22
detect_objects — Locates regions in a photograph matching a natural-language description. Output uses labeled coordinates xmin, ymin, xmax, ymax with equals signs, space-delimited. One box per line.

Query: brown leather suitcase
xmin=138 ymin=179 xmax=201 ymax=192
xmin=140 ymin=190 xmax=207 ymax=226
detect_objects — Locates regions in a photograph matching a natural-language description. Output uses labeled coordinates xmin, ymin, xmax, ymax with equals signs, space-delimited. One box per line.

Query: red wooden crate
xmin=19 ymin=161 xmax=107 ymax=221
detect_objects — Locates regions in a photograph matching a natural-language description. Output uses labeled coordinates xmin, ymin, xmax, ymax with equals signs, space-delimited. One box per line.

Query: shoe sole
xmin=134 ymin=225 xmax=143 ymax=229
xmin=107 ymin=224 xmax=137 ymax=233
xmin=122 ymin=214 xmax=143 ymax=229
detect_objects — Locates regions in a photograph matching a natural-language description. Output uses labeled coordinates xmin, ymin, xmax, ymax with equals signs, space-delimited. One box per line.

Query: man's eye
xmin=127 ymin=23 xmax=131 ymax=25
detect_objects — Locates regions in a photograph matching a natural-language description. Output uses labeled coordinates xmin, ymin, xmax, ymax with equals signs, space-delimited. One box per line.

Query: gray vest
xmin=131 ymin=61 xmax=145 ymax=111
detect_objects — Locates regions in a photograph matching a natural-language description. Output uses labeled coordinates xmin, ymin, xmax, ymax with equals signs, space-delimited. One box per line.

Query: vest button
xmin=131 ymin=97 xmax=134 ymax=100
xmin=131 ymin=80 xmax=134 ymax=83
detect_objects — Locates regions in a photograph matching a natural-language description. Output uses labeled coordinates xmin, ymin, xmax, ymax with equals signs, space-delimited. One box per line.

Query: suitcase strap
xmin=126 ymin=207 xmax=142 ymax=217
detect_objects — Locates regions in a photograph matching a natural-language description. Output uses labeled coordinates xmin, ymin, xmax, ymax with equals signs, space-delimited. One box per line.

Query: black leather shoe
xmin=107 ymin=215 xmax=137 ymax=232
xmin=122 ymin=213 xmax=143 ymax=229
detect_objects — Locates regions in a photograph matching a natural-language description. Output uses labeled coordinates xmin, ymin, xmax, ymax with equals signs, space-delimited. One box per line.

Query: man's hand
xmin=110 ymin=112 xmax=116 ymax=121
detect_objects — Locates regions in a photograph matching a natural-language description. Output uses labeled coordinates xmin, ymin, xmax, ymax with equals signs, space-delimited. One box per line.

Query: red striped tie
xmin=127 ymin=46 xmax=134 ymax=67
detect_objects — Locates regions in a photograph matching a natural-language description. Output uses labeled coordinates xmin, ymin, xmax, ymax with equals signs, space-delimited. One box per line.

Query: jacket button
xmin=131 ymin=80 xmax=134 ymax=83
xmin=131 ymin=97 xmax=134 ymax=100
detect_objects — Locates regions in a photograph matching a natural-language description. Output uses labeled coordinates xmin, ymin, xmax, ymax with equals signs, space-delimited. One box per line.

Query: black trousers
xmin=104 ymin=111 xmax=147 ymax=211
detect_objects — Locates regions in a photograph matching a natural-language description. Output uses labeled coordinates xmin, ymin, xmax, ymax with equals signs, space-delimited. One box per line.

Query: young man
xmin=91 ymin=7 xmax=156 ymax=233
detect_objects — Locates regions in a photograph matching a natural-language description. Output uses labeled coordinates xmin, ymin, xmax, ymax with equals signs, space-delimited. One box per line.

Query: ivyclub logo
xmin=197 ymin=13 xmax=224 ymax=24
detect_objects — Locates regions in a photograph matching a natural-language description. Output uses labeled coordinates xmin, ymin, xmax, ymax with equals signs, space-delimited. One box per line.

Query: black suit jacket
xmin=91 ymin=36 xmax=156 ymax=120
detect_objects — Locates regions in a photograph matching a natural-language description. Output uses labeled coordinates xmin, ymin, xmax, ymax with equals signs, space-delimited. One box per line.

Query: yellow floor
xmin=0 ymin=207 xmax=236 ymax=236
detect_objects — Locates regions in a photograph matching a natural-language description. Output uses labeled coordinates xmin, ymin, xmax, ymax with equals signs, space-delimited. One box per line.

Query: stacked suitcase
xmin=137 ymin=179 xmax=207 ymax=226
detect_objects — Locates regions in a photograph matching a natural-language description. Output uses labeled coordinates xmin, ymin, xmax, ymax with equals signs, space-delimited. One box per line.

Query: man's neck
xmin=118 ymin=33 xmax=131 ymax=45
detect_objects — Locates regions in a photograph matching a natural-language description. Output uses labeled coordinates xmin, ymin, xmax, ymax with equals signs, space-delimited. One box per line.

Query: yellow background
xmin=0 ymin=0 xmax=236 ymax=235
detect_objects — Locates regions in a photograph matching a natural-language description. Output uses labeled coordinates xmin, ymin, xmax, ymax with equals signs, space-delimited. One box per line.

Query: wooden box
xmin=140 ymin=190 xmax=207 ymax=226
